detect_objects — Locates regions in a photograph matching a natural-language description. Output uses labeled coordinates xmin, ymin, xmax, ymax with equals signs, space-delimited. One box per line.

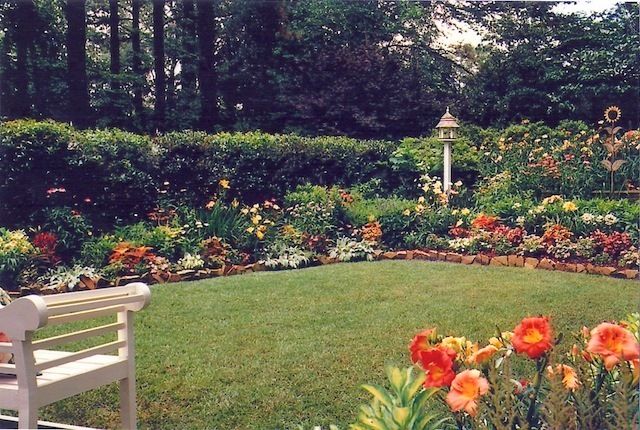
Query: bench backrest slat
xmin=47 ymin=305 xmax=127 ymax=326
xmin=46 ymin=294 xmax=145 ymax=317
xmin=32 ymin=322 xmax=125 ymax=351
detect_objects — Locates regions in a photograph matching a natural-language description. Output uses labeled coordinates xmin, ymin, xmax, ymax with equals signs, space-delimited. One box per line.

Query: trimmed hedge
xmin=0 ymin=120 xmax=402 ymax=227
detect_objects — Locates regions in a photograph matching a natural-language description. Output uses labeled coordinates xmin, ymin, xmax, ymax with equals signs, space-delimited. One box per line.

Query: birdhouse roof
xmin=436 ymin=107 xmax=460 ymax=128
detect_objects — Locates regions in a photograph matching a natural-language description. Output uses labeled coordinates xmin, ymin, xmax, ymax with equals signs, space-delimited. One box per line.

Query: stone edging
xmin=17 ymin=250 xmax=638 ymax=297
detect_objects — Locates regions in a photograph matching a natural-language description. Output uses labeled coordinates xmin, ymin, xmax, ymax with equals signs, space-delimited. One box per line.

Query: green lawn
xmin=40 ymin=260 xmax=637 ymax=429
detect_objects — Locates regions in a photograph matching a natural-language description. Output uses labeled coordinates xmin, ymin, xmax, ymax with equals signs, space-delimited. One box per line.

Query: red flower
xmin=590 ymin=230 xmax=632 ymax=258
xmin=409 ymin=328 xmax=436 ymax=364
xmin=512 ymin=317 xmax=554 ymax=359
xmin=418 ymin=348 xmax=456 ymax=388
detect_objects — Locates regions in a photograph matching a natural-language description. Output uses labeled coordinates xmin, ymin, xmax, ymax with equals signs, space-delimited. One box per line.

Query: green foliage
xmin=73 ymin=129 xmax=158 ymax=224
xmin=0 ymin=228 xmax=34 ymax=288
xmin=352 ymin=366 xmax=451 ymax=430
xmin=40 ymin=207 xmax=92 ymax=258
xmin=396 ymin=136 xmax=480 ymax=185
xmin=0 ymin=120 xmax=76 ymax=226
xmin=78 ymin=234 xmax=119 ymax=268
xmin=113 ymin=223 xmax=181 ymax=260
xmin=176 ymin=205 xmax=252 ymax=252
xmin=344 ymin=198 xmax=414 ymax=230
xmin=284 ymin=185 xmax=344 ymax=236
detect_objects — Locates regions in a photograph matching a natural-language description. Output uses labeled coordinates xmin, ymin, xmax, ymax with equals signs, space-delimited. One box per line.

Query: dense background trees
xmin=0 ymin=0 xmax=638 ymax=137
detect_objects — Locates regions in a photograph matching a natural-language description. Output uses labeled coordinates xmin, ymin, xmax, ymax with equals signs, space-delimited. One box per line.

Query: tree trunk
xmin=13 ymin=0 xmax=35 ymax=118
xmin=153 ymin=0 xmax=166 ymax=131
xmin=109 ymin=0 xmax=120 ymax=90
xmin=65 ymin=0 xmax=91 ymax=127
xmin=179 ymin=0 xmax=198 ymax=127
xmin=131 ymin=0 xmax=143 ymax=127
xmin=196 ymin=0 xmax=217 ymax=131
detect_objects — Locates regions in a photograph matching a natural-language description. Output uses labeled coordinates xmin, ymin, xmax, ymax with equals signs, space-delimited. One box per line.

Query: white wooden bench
xmin=0 ymin=283 xmax=151 ymax=429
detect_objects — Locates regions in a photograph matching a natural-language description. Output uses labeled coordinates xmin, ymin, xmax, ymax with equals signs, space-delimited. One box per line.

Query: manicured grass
xmin=40 ymin=261 xmax=637 ymax=429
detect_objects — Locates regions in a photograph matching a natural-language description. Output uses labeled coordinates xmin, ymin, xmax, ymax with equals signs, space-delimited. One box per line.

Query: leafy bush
xmin=78 ymin=234 xmax=120 ymax=267
xmin=158 ymin=131 xmax=397 ymax=205
xmin=0 ymin=120 xmax=76 ymax=226
xmin=113 ymin=223 xmax=182 ymax=259
xmin=40 ymin=207 xmax=92 ymax=259
xmin=0 ymin=228 xmax=34 ymax=288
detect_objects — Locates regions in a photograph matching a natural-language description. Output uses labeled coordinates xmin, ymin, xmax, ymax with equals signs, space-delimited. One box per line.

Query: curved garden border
xmin=16 ymin=249 xmax=638 ymax=298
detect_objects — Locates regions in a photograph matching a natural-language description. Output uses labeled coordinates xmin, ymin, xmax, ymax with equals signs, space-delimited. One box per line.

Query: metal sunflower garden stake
xmin=601 ymin=106 xmax=625 ymax=197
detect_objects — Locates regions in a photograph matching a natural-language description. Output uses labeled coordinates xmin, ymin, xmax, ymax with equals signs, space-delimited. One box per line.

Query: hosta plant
xmin=264 ymin=244 xmax=311 ymax=270
xmin=329 ymin=237 xmax=375 ymax=262
xmin=42 ymin=265 xmax=101 ymax=291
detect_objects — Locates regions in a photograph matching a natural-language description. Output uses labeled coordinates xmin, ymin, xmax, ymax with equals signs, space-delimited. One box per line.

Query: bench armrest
xmin=0 ymin=295 xmax=48 ymax=341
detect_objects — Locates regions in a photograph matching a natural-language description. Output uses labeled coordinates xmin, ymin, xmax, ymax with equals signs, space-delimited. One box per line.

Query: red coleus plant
xmin=32 ymin=231 xmax=60 ymax=263
xmin=589 ymin=230 xmax=632 ymax=258
xmin=109 ymin=242 xmax=155 ymax=269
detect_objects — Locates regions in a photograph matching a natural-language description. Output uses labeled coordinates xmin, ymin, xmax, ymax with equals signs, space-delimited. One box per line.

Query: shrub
xmin=0 ymin=120 xmax=76 ymax=226
xmin=113 ymin=223 xmax=181 ymax=259
xmin=78 ymin=234 xmax=120 ymax=268
xmin=158 ymin=131 xmax=398 ymax=205
xmin=39 ymin=207 xmax=92 ymax=259
xmin=73 ymin=128 xmax=158 ymax=224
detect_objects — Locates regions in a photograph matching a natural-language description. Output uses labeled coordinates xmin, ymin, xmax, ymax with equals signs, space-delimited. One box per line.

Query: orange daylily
xmin=409 ymin=328 xmax=436 ymax=364
xmin=446 ymin=369 xmax=489 ymax=417
xmin=468 ymin=345 xmax=498 ymax=365
xmin=419 ymin=348 xmax=456 ymax=388
xmin=586 ymin=322 xmax=640 ymax=370
xmin=512 ymin=316 xmax=554 ymax=359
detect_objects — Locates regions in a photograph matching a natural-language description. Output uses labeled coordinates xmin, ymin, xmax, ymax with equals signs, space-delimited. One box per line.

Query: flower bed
xmin=1 ymin=117 xmax=638 ymax=295
xmin=350 ymin=314 xmax=639 ymax=428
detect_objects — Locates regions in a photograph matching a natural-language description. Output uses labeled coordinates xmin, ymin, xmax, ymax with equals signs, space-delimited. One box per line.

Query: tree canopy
xmin=0 ymin=0 xmax=637 ymax=137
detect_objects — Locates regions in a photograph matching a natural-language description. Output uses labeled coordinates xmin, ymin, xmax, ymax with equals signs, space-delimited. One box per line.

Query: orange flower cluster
xmin=541 ymin=224 xmax=572 ymax=245
xmin=408 ymin=316 xmax=640 ymax=418
xmin=361 ymin=221 xmax=382 ymax=243
xmin=471 ymin=213 xmax=499 ymax=231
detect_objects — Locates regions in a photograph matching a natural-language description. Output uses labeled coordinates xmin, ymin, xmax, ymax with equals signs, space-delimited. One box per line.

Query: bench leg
xmin=120 ymin=377 xmax=136 ymax=429
xmin=18 ymin=405 xmax=38 ymax=429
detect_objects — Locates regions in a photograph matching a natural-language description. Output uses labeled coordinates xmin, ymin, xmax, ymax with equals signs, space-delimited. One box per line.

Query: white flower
xmin=603 ymin=213 xmax=618 ymax=225
xmin=512 ymin=203 xmax=522 ymax=209
xmin=580 ymin=213 xmax=595 ymax=224
xmin=516 ymin=216 xmax=525 ymax=225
